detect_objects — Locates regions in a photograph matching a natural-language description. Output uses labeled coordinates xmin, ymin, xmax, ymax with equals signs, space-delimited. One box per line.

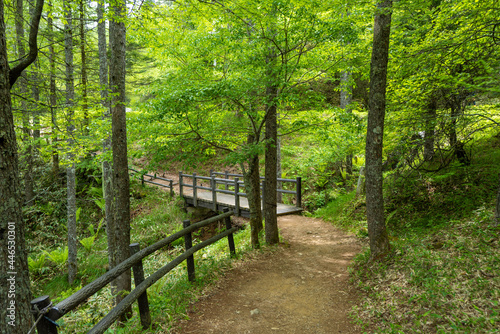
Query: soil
xmin=172 ymin=215 xmax=363 ymax=334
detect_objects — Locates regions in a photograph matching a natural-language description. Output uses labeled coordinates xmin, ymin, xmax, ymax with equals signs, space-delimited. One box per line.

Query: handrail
xmin=129 ymin=168 xmax=175 ymax=196
xmin=30 ymin=210 xmax=236 ymax=333
xmin=180 ymin=171 xmax=302 ymax=210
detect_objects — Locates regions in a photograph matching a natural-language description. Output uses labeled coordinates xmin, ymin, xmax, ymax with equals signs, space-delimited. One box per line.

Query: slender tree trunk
xmin=79 ymin=0 xmax=88 ymax=134
xmin=241 ymin=135 xmax=263 ymax=249
xmin=0 ymin=0 xmax=45 ymax=329
xmin=110 ymin=0 xmax=132 ymax=320
xmin=341 ymin=70 xmax=353 ymax=176
xmin=64 ymin=0 xmax=77 ymax=285
xmin=98 ymin=0 xmax=116 ymax=288
xmin=15 ymin=0 xmax=35 ymax=205
xmin=48 ymin=1 xmax=59 ymax=178
xmin=276 ymin=131 xmax=282 ymax=203
xmin=365 ymin=0 xmax=392 ymax=261
xmin=424 ymin=98 xmax=437 ymax=161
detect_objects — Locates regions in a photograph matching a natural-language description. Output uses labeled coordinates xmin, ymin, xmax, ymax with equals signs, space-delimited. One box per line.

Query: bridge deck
xmin=182 ymin=190 xmax=302 ymax=218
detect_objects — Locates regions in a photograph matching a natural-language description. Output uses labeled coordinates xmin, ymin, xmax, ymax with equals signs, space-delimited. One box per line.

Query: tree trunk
xmin=48 ymin=1 xmax=59 ymax=178
xmin=110 ymin=0 xmax=132 ymax=320
xmin=64 ymin=0 xmax=77 ymax=285
xmin=98 ymin=0 xmax=115 ymax=273
xmin=424 ymin=98 xmax=437 ymax=161
xmin=241 ymin=147 xmax=263 ymax=249
xmin=15 ymin=0 xmax=35 ymax=206
xmin=365 ymin=0 xmax=392 ymax=261
xmin=79 ymin=0 xmax=88 ymax=134
xmin=264 ymin=74 xmax=279 ymax=245
xmin=0 ymin=0 xmax=44 ymax=330
xmin=341 ymin=70 xmax=353 ymax=176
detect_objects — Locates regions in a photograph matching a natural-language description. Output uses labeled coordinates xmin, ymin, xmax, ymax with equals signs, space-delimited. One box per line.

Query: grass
xmin=29 ymin=181 xmax=259 ymax=333
xmin=350 ymin=213 xmax=500 ymax=333
xmin=317 ymin=132 xmax=500 ymax=333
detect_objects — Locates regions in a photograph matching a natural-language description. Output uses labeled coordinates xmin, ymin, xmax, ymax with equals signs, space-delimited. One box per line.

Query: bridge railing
xmin=30 ymin=210 xmax=236 ymax=334
xmin=210 ymin=170 xmax=302 ymax=208
xmin=129 ymin=167 xmax=175 ymax=197
xmin=179 ymin=171 xmax=301 ymax=214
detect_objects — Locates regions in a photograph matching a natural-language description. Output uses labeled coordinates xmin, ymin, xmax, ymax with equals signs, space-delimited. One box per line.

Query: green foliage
xmin=79 ymin=218 xmax=104 ymax=253
xmin=44 ymin=247 xmax=69 ymax=268
xmin=28 ymin=254 xmax=47 ymax=276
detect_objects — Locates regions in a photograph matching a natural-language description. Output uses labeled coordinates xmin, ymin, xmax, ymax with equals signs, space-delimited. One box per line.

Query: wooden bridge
xmin=179 ymin=171 xmax=303 ymax=217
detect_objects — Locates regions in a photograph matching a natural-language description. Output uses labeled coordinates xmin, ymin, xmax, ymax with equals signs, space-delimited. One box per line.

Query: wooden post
xmin=179 ymin=171 xmax=183 ymax=197
xmin=193 ymin=172 xmax=198 ymax=207
xmin=183 ymin=219 xmax=195 ymax=282
xmin=261 ymin=181 xmax=265 ymax=211
xmin=141 ymin=173 xmax=144 ymax=187
xmin=296 ymin=177 xmax=302 ymax=208
xmin=225 ymin=170 xmax=229 ymax=190
xmin=169 ymin=179 xmax=173 ymax=197
xmin=30 ymin=295 xmax=58 ymax=334
xmin=234 ymin=177 xmax=240 ymax=217
xmin=223 ymin=208 xmax=236 ymax=257
xmin=129 ymin=243 xmax=151 ymax=329
xmin=211 ymin=174 xmax=217 ymax=211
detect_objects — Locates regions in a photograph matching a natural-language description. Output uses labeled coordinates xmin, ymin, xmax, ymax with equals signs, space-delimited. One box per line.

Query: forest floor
xmin=172 ymin=214 xmax=363 ymax=334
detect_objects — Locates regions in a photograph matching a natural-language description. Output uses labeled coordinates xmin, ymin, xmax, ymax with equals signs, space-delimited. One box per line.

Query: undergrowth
xmin=30 ymin=181 xmax=261 ymax=333
xmin=318 ymin=133 xmax=500 ymax=333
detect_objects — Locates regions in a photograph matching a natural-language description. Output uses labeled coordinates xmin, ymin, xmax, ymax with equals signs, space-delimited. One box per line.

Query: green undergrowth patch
xmin=56 ymin=224 xmax=256 ymax=333
xmin=350 ymin=213 xmax=500 ymax=333
xmin=314 ymin=190 xmax=368 ymax=236
xmin=33 ymin=181 xmax=260 ymax=333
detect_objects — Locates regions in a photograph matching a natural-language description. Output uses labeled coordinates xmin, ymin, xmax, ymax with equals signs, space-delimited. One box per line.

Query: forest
xmin=0 ymin=0 xmax=499 ymax=333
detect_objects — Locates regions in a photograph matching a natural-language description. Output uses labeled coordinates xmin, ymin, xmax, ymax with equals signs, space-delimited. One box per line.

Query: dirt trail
xmin=173 ymin=215 xmax=362 ymax=334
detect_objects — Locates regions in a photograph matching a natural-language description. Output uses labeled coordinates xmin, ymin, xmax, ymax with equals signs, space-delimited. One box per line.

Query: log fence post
xmin=296 ymin=177 xmax=302 ymax=208
xmin=129 ymin=243 xmax=151 ymax=329
xmin=234 ymin=177 xmax=240 ymax=216
xmin=179 ymin=171 xmax=183 ymax=197
xmin=225 ymin=170 xmax=229 ymax=190
xmin=223 ymin=208 xmax=236 ymax=257
xmin=183 ymin=219 xmax=196 ymax=282
xmin=30 ymin=295 xmax=58 ymax=334
xmin=211 ymin=174 xmax=217 ymax=211
xmin=169 ymin=179 xmax=173 ymax=197
xmin=193 ymin=172 xmax=198 ymax=206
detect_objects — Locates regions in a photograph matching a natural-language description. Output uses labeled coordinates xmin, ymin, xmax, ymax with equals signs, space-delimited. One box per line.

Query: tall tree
xmin=64 ymin=0 xmax=78 ymax=284
xmin=0 ymin=0 xmax=44 ymax=330
xmin=109 ymin=0 xmax=132 ymax=320
xmin=97 ymin=0 xmax=116 ymax=288
xmin=365 ymin=0 xmax=392 ymax=260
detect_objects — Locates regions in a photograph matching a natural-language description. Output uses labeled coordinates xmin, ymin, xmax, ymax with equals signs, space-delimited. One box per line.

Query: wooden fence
xmin=30 ymin=210 xmax=236 ymax=334
xmin=129 ymin=167 xmax=175 ymax=196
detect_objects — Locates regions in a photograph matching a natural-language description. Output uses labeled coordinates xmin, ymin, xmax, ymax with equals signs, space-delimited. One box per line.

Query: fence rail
xmin=129 ymin=167 xmax=175 ymax=196
xmin=30 ymin=210 xmax=236 ymax=334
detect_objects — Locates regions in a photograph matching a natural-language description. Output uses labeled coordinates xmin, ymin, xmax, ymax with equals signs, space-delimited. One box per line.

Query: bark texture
xmin=98 ymin=0 xmax=116 ymax=279
xmin=241 ymin=136 xmax=263 ymax=249
xmin=341 ymin=70 xmax=353 ymax=176
xmin=0 ymin=0 xmax=44 ymax=330
xmin=365 ymin=0 xmax=392 ymax=261
xmin=64 ymin=0 xmax=77 ymax=285
xmin=110 ymin=0 xmax=132 ymax=320
xmin=264 ymin=83 xmax=279 ymax=245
